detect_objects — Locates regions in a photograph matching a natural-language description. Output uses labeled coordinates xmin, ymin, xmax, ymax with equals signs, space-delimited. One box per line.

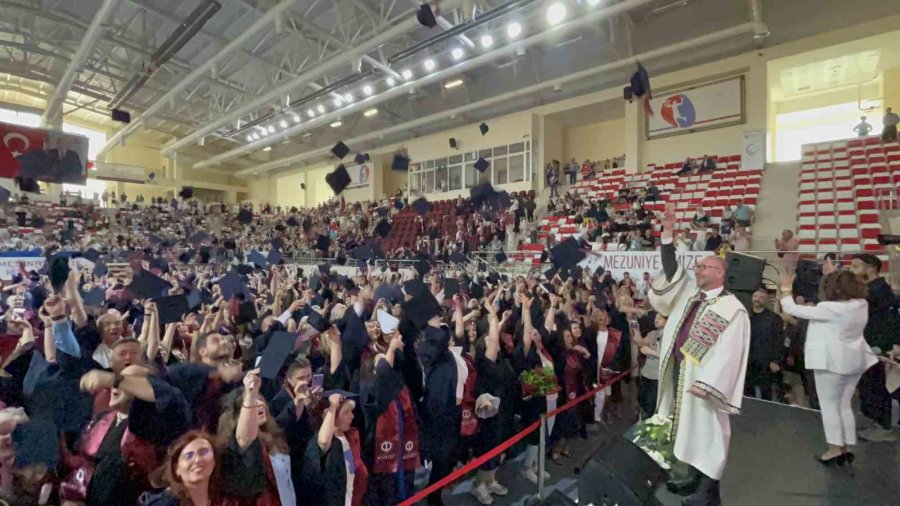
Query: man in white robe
xmin=648 ymin=204 xmax=750 ymax=506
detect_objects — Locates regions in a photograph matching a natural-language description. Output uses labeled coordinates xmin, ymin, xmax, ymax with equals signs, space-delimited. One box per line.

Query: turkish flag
xmin=0 ymin=121 xmax=49 ymax=178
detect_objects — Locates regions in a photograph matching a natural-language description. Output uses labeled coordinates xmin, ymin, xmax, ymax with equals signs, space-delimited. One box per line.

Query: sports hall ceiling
xmin=0 ymin=0 xmax=897 ymax=177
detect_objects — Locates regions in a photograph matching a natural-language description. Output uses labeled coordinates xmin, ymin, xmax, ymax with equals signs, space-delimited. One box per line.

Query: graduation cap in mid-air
xmin=495 ymin=251 xmax=508 ymax=264
xmin=470 ymin=181 xmax=497 ymax=207
xmin=411 ymin=197 xmax=432 ymax=216
xmin=179 ymin=250 xmax=195 ymax=263
xmin=416 ymin=3 xmax=437 ymax=28
xmin=81 ymin=287 xmax=104 ymax=307
xmin=0 ymin=186 xmax=10 ymax=203
xmin=474 ymin=157 xmax=489 ymax=173
xmin=316 ymin=234 xmax=331 ymax=252
xmin=326 ymin=165 xmax=351 ymax=195
xmin=354 ymin=153 xmax=369 ymax=165
xmin=391 ymin=153 xmax=409 ymax=172
xmin=479 ymin=122 xmax=489 ymax=135
xmin=237 ymin=208 xmax=253 ymax=224
xmin=48 ymin=256 xmax=70 ymax=292
xmin=179 ymin=186 xmax=194 ymax=199
xmin=413 ymin=258 xmax=431 ymax=276
xmin=218 ymin=271 xmax=248 ymax=300
xmin=127 ymin=270 xmax=173 ymax=299
xmin=550 ymin=238 xmax=586 ymax=269
xmin=375 ymin=219 xmax=392 ymax=238
xmin=248 ymin=250 xmax=268 ymax=269
xmin=331 ymin=141 xmax=350 ymax=160
xmin=93 ymin=261 xmax=108 ymax=277
xmin=402 ymin=289 xmax=443 ymax=329
xmin=267 ymin=249 xmax=283 ymax=265
xmin=258 ymin=331 xmax=300 ymax=380
xmin=82 ymin=248 xmax=101 ymax=263
xmin=153 ymin=294 xmax=190 ymax=325
xmin=443 ymin=277 xmax=461 ymax=297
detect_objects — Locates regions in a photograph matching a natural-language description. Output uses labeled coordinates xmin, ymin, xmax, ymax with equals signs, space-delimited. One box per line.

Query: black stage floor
xmin=436 ymin=398 xmax=899 ymax=505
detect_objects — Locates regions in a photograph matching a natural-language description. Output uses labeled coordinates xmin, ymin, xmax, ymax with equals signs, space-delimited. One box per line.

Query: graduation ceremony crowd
xmin=0 ymin=183 xmax=660 ymax=506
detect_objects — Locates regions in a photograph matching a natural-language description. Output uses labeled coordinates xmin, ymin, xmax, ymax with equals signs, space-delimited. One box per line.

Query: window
xmin=411 ymin=140 xmax=532 ymax=194
xmin=436 ymin=165 xmax=448 ymax=193
xmin=493 ymin=157 xmax=508 ymax=185
xmin=508 ymin=154 xmax=525 ymax=183
xmin=775 ymin=102 xmax=883 ymax=162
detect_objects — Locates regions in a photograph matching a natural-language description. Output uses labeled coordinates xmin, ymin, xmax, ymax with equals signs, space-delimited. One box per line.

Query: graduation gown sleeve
xmin=127 ymin=376 xmax=192 ymax=447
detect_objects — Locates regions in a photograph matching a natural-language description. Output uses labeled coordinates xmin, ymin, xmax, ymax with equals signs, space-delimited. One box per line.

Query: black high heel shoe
xmin=843 ymin=452 xmax=855 ymax=465
xmin=815 ymin=454 xmax=846 ymax=467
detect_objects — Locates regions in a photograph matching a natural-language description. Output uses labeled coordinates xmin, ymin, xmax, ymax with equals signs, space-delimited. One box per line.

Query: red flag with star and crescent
xmin=0 ymin=121 xmax=49 ymax=179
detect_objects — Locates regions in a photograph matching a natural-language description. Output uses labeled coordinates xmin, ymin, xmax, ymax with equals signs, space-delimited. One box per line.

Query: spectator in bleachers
xmin=853 ymin=115 xmax=873 ymax=137
xmin=732 ymin=226 xmax=751 ymax=252
xmin=676 ymin=157 xmax=693 ymax=176
xmin=882 ymin=107 xmax=899 ymax=142
xmin=699 ymin=154 xmax=717 ymax=173
xmin=546 ymin=164 xmax=559 ymax=197
xmin=733 ymin=199 xmax=753 ymax=227
xmin=675 ymin=231 xmax=692 ymax=251
xmin=705 ymin=228 xmax=723 ymax=252
xmin=690 ymin=207 xmax=710 ymax=230
xmin=781 ymin=294 xmax=820 ymax=409
xmin=645 ymin=182 xmax=660 ymax=201
xmin=566 ymin=159 xmax=579 ymax=185
xmin=746 ymin=287 xmax=786 ymax=402
xmin=775 ymin=229 xmax=800 ymax=274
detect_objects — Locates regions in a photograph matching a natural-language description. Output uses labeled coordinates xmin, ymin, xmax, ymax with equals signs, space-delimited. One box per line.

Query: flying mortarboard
xmin=237 ymin=208 xmax=253 ymax=224
xmin=153 ymin=294 xmax=190 ymax=325
xmin=326 ymin=165 xmax=352 ymax=195
xmin=470 ymin=181 xmax=496 ymax=207
xmin=81 ymin=287 xmax=104 ymax=307
xmin=354 ymin=153 xmax=369 ymax=165
xmin=267 ymin=249 xmax=283 ymax=265
xmin=474 ymin=157 xmax=489 ymax=173
xmin=375 ymin=219 xmax=392 ymax=238
xmin=83 ymin=248 xmax=101 ymax=263
xmin=179 ymin=250 xmax=195 ymax=263
xmin=391 ymin=153 xmax=409 ymax=172
xmin=218 ymin=271 xmax=248 ymax=299
xmin=248 ymin=250 xmax=268 ymax=268
xmin=403 ymin=278 xmax=428 ymax=298
xmin=413 ymin=258 xmax=431 ymax=276
xmin=179 ymin=186 xmax=193 ymax=199
xmin=258 ymin=331 xmax=300 ymax=380
xmin=479 ymin=122 xmax=489 ymax=135
xmin=550 ymin=238 xmax=586 ymax=269
xmin=443 ymin=277 xmax=461 ymax=297
xmin=331 ymin=141 xmax=350 ymax=160
xmin=448 ymin=251 xmax=467 ymax=264
xmin=316 ymin=234 xmax=331 ymax=251
xmin=93 ymin=261 xmax=108 ymax=277
xmin=0 ymin=186 xmax=10 ymax=203
xmin=494 ymin=251 xmax=507 ymax=264
xmin=411 ymin=197 xmax=432 ymax=216
xmin=403 ymin=290 xmax=443 ymax=329
xmin=49 ymin=256 xmax=69 ymax=292
xmin=416 ymin=3 xmax=437 ymax=28
xmin=127 ymin=270 xmax=173 ymax=299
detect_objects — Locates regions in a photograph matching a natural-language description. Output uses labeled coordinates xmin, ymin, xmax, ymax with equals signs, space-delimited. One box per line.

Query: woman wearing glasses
xmin=147 ymin=430 xmax=223 ymax=505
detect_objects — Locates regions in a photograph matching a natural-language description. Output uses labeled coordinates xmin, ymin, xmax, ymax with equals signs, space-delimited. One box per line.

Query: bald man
xmin=648 ymin=203 xmax=750 ymax=506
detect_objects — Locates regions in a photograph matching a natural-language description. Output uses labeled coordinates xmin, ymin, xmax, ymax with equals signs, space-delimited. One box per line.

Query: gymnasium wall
xmin=563 ymin=118 xmax=626 ymax=163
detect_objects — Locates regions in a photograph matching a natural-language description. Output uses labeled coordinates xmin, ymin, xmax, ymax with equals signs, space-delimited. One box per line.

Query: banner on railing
xmin=580 ymin=250 xmax=707 ymax=280
xmin=0 ymin=256 xmax=45 ymax=279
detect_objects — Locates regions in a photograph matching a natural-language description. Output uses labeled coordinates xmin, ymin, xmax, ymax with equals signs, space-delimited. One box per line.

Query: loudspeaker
xmin=449 ymin=138 xmax=457 ymax=149
xmin=577 ymin=436 xmax=666 ymax=506
xmin=724 ymin=252 xmax=766 ymax=291
xmin=111 ymin=108 xmax=131 ymax=123
xmin=794 ymin=259 xmax=822 ymax=302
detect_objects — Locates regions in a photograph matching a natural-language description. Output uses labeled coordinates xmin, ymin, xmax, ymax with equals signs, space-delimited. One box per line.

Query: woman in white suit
xmin=780 ymin=267 xmax=877 ymax=466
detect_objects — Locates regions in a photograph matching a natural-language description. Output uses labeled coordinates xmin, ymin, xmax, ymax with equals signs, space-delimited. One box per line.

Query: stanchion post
xmin=537 ymin=414 xmax=547 ymax=499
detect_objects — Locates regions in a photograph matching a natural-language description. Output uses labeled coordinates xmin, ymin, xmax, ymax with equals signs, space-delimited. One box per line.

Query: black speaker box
xmin=449 ymin=137 xmax=457 ymax=149
xmin=793 ymin=259 xmax=822 ymax=301
xmin=724 ymin=252 xmax=765 ymax=291
xmin=111 ymin=108 xmax=131 ymax=123
xmin=578 ymin=436 xmax=666 ymax=506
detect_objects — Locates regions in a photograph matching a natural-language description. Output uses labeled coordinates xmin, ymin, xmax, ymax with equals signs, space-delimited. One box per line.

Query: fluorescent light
xmin=480 ymin=35 xmax=494 ymax=49
xmin=267 ymin=125 xmax=275 ymax=134
xmin=364 ymin=108 xmax=378 ymax=117
xmin=401 ymin=69 xmax=413 ymax=80
xmin=424 ymin=58 xmax=436 ymax=72
xmin=451 ymin=47 xmax=465 ymax=60
xmin=279 ymin=119 xmax=288 ymax=128
xmin=317 ymin=104 xmax=325 ymax=114
xmin=507 ymin=22 xmax=522 ymax=39
xmin=587 ymin=0 xmax=601 ymax=5
xmin=263 ymin=146 xmax=272 ymax=152
xmin=363 ymin=85 xmax=373 ymax=96
xmin=344 ymin=93 xmax=354 ymax=103
xmin=330 ymin=121 xmax=342 ymax=128
xmin=246 ymin=134 xmax=253 ymax=142
xmin=547 ymin=2 xmax=567 ymax=25
xmin=333 ymin=97 xmax=343 ymax=107
xmin=444 ymin=79 xmax=464 ymax=89
xmin=292 ymin=113 xmax=300 ymax=123
xmin=386 ymin=77 xmax=396 ymax=86
xmin=252 ymin=132 xmax=260 ymax=140
xmin=307 ymin=108 xmax=315 ymax=118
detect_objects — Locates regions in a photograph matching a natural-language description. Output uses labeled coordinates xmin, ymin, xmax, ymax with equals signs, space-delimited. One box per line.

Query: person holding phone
xmin=631 ymin=314 xmax=666 ymax=419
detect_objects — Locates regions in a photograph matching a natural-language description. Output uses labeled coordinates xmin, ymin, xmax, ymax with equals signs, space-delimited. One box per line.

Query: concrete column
xmin=624 ymin=99 xmax=642 ymax=173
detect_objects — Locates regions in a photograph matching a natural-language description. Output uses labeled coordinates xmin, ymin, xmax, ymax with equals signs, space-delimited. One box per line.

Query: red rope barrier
xmin=399 ymin=367 xmax=637 ymax=505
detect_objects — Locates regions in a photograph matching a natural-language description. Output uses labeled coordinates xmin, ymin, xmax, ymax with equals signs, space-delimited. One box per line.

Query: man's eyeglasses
xmin=179 ymin=446 xmax=213 ymax=463
xmin=692 ymin=264 xmax=723 ymax=272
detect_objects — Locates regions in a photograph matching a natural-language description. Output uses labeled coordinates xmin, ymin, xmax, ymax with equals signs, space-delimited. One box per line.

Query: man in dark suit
xmin=699 ymin=154 xmax=717 ymax=173
xmin=745 ymin=288 xmax=785 ymax=401
xmin=47 ymin=137 xmax=83 ymax=183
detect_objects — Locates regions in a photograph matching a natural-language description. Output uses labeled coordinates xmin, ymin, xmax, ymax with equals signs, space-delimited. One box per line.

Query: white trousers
xmin=813 ymin=370 xmax=862 ymax=446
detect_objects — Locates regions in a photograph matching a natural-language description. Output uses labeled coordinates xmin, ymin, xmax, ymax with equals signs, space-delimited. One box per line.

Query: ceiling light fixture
xmin=480 ymin=34 xmax=494 ymax=49
xmin=333 ymin=97 xmax=343 ymax=107
xmin=263 ymin=146 xmax=272 ymax=152
xmin=363 ymin=85 xmax=374 ymax=96
xmin=386 ymin=77 xmax=396 ymax=86
xmin=547 ymin=2 xmax=567 ymax=25
xmin=330 ymin=121 xmax=342 ymax=128
xmin=279 ymin=119 xmax=287 ymax=128
xmin=307 ymin=108 xmax=315 ymax=118
xmin=252 ymin=133 xmax=260 ymax=140
xmin=507 ymin=22 xmax=522 ymax=39
xmin=424 ymin=58 xmax=436 ymax=72
xmin=292 ymin=113 xmax=300 ymax=123
xmin=444 ymin=79 xmax=464 ymax=89
xmin=344 ymin=93 xmax=354 ymax=103
xmin=452 ymin=47 xmax=465 ymax=60
xmin=364 ymin=108 xmax=378 ymax=117
xmin=587 ymin=0 xmax=601 ymax=5
xmin=246 ymin=134 xmax=253 ymax=142
xmin=267 ymin=125 xmax=275 ymax=134
xmin=401 ymin=69 xmax=413 ymax=80
xmin=317 ymin=104 xmax=326 ymax=114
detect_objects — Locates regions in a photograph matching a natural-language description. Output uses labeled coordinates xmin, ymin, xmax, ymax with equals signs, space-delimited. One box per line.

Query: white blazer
xmin=780 ymin=297 xmax=877 ymax=375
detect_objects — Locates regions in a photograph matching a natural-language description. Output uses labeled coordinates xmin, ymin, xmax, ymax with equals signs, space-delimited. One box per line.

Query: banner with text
xmin=580 ymin=250 xmax=708 ymax=280
xmin=0 ymin=256 xmax=45 ymax=280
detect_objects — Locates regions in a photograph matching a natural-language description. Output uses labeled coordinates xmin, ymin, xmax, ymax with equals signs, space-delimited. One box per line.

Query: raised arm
xmin=660 ymin=202 xmax=678 ymax=282
xmin=544 ymin=293 xmax=557 ymax=333
xmin=235 ymin=369 xmax=261 ymax=451
xmin=453 ymin=295 xmax=465 ymax=341
xmin=317 ymin=394 xmax=342 ymax=453
xmin=64 ymin=269 xmax=88 ymax=328
xmin=160 ymin=323 xmax=177 ymax=363
xmin=519 ymin=293 xmax=535 ymax=356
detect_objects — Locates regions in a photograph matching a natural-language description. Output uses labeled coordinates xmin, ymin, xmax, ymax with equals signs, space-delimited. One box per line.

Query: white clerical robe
xmin=648 ymin=263 xmax=750 ymax=480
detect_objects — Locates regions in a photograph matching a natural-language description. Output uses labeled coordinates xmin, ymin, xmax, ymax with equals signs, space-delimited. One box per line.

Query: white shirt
xmin=93 ymin=343 xmax=112 ymax=368
xmin=269 ymin=452 xmax=295 ymax=506
xmin=596 ymin=330 xmax=609 ymax=379
xmin=336 ymin=435 xmax=354 ymax=506
xmin=449 ymin=346 xmax=468 ymax=405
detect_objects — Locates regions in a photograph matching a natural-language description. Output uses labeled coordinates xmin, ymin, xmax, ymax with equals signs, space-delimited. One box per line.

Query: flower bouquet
xmin=625 ymin=414 xmax=685 ymax=476
xmin=520 ymin=367 xmax=561 ymax=398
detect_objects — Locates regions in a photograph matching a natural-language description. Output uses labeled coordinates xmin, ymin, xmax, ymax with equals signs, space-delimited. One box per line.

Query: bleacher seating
xmin=539 ymin=155 xmax=763 ymax=244
xmin=797 ymin=137 xmax=897 ymax=271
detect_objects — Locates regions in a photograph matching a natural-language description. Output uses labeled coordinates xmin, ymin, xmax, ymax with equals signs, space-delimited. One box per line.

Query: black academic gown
xmin=417 ymin=326 xmax=461 ymax=488
xmin=270 ymin=387 xmax=317 ymax=500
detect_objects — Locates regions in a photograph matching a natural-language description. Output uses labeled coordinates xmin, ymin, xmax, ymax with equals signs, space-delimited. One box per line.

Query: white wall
xmin=564 ymin=118 xmax=626 ymax=163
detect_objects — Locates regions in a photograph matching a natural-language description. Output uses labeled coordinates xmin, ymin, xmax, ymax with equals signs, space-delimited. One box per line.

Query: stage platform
xmin=438 ymin=398 xmax=898 ymax=505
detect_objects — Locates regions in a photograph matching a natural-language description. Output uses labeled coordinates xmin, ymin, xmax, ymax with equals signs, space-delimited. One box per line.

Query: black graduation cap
xmin=150 ymin=257 xmax=169 ymax=273
xmin=488 ymin=272 xmax=500 ymax=285
xmin=0 ymin=186 xmax=9 ymax=203
xmin=550 ymin=238 xmax=586 ymax=269
xmin=285 ymin=216 xmax=299 ymax=227
xmin=326 ymin=164 xmax=351 ymax=195
xmin=309 ymin=274 xmax=321 ymax=291
xmin=317 ymin=263 xmax=331 ymax=274
xmin=495 ymin=251 xmax=507 ymax=263
xmin=469 ymin=280 xmax=484 ymax=299
xmin=354 ymin=153 xmax=369 ymax=165
xmin=186 ymin=290 xmax=202 ymax=310
xmin=128 ymin=270 xmax=173 ymax=299
xmin=375 ymin=219 xmax=392 ymax=238
xmin=271 ymin=237 xmax=285 ymax=250
xmin=444 ymin=277 xmax=461 ymax=297
xmin=248 ymin=250 xmax=268 ymax=268
xmin=316 ymin=234 xmax=331 ymax=251
xmin=357 ymin=259 xmax=368 ymax=272
xmin=93 ymin=261 xmax=108 ymax=277
xmin=83 ymin=248 xmax=101 ymax=263
xmin=470 ymin=181 xmax=496 ymax=207
xmin=49 ymin=256 xmax=69 ymax=292
xmin=544 ymin=266 xmax=558 ymax=280
xmin=191 ymin=231 xmax=210 ymax=244
xmin=411 ymin=197 xmax=432 ymax=216
xmin=81 ymin=287 xmax=104 ymax=307
xmin=403 ymin=278 xmax=428 ymax=298
xmin=307 ymin=311 xmax=330 ymax=332
xmin=479 ymin=122 xmax=489 ymax=135
xmin=258 ymin=331 xmax=299 ymax=380
xmin=219 ymin=271 xmax=248 ymax=299
xmin=413 ymin=258 xmax=431 ymax=276
xmin=449 ymin=251 xmax=467 ymax=264
xmin=402 ymin=290 xmax=443 ymax=329
xmin=237 ymin=208 xmax=253 ymax=224
xmin=474 ymin=157 xmax=489 ymax=173
xmin=557 ymin=269 xmax=570 ymax=282
xmin=267 ymin=249 xmax=283 ymax=265
xmin=17 ymin=177 xmax=39 ymax=193
xmin=154 ymin=294 xmax=190 ymax=325
xmin=416 ymin=3 xmax=437 ymax=28
xmin=179 ymin=186 xmax=194 ymax=199
xmin=393 ymin=199 xmax=404 ymax=210
xmin=350 ymin=244 xmax=372 ymax=261
xmin=234 ymin=264 xmax=253 ymax=276
xmin=391 ymin=153 xmax=409 ymax=171
xmin=236 ymin=300 xmax=257 ymax=324
xmin=371 ymin=243 xmax=385 ymax=260
xmin=331 ymin=141 xmax=350 ymax=160
xmin=179 ymin=249 xmax=195 ymax=263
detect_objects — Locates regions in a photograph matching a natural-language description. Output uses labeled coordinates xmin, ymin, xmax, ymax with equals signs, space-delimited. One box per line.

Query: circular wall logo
xmin=660 ymin=94 xmax=696 ymax=128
